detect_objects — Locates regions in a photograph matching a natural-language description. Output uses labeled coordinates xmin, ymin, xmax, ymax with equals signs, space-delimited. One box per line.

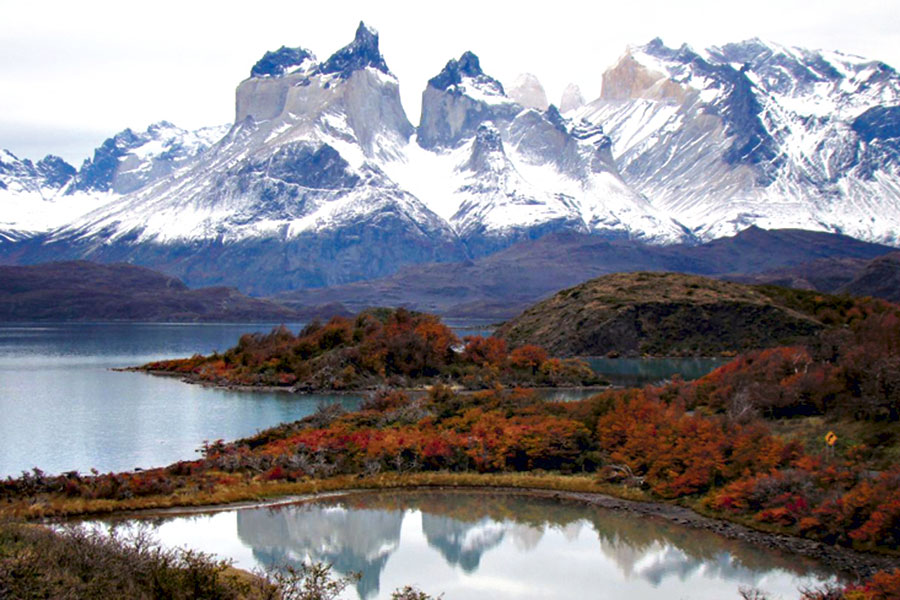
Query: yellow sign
xmin=825 ymin=431 xmax=838 ymax=447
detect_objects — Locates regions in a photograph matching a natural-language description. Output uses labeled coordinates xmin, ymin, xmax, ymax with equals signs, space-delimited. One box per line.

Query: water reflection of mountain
xmin=340 ymin=491 xmax=828 ymax=585
xmin=420 ymin=514 xmax=506 ymax=572
xmin=236 ymin=504 xmax=403 ymax=599
xmin=230 ymin=490 xmax=831 ymax=598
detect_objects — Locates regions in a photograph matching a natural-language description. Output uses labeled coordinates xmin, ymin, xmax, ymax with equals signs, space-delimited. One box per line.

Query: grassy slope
xmin=496 ymin=272 xmax=856 ymax=357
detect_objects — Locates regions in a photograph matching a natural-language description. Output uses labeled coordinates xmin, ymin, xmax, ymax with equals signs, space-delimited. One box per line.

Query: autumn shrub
xmin=596 ymin=392 xmax=795 ymax=498
xmin=508 ymin=345 xmax=548 ymax=374
xmin=0 ymin=522 xmax=255 ymax=599
xmin=138 ymin=309 xmax=599 ymax=391
xmin=812 ymin=468 xmax=900 ymax=547
xmin=843 ymin=568 xmax=900 ymax=600
xmin=707 ymin=458 xmax=900 ymax=549
xmin=462 ymin=336 xmax=507 ymax=367
xmin=360 ymin=389 xmax=413 ymax=412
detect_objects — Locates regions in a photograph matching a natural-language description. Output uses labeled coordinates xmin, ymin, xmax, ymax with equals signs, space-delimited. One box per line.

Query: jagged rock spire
xmin=318 ymin=21 xmax=391 ymax=78
xmin=250 ymin=46 xmax=315 ymax=78
xmin=428 ymin=51 xmax=502 ymax=93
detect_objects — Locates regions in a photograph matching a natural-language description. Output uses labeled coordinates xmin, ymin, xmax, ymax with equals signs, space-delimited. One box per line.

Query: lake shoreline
xmin=70 ymin=478 xmax=897 ymax=581
xmin=120 ymin=367 xmax=614 ymax=396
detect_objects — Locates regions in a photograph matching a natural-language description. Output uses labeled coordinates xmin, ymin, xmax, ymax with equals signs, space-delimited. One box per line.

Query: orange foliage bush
xmin=462 ymin=336 xmax=508 ymax=367
xmin=683 ymin=303 xmax=900 ymax=421
xmin=139 ymin=309 xmax=597 ymax=390
xmin=596 ymin=392 xmax=794 ymax=497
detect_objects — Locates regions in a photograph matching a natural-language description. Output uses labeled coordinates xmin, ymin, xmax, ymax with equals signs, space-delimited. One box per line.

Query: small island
xmin=133 ymin=307 xmax=603 ymax=392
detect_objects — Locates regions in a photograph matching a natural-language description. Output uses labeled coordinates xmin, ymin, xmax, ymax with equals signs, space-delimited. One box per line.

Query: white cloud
xmin=2 ymin=0 xmax=898 ymax=164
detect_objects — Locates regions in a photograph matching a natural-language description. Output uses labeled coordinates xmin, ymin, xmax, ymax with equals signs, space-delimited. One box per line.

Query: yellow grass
xmin=1 ymin=472 xmax=650 ymax=521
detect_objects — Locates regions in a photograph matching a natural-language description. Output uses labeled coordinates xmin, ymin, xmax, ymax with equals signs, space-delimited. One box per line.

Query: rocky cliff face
xmin=417 ymin=51 xmax=521 ymax=150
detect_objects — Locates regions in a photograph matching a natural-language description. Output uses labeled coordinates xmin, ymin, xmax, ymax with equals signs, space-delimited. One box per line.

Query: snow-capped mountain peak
xmin=418 ymin=51 xmax=521 ymax=150
xmin=73 ymin=121 xmax=228 ymax=195
xmin=235 ymin=23 xmax=413 ymax=163
xmin=0 ymin=149 xmax=106 ymax=240
xmin=579 ymin=37 xmax=900 ymax=245
xmin=27 ymin=23 xmax=465 ymax=293
xmin=508 ymin=73 xmax=549 ymax=111
xmin=4 ymin=30 xmax=900 ymax=295
xmin=559 ymin=83 xmax=585 ymax=113
xmin=317 ymin=21 xmax=391 ymax=79
xmin=250 ymin=46 xmax=317 ymax=78
xmin=427 ymin=51 xmax=509 ymax=104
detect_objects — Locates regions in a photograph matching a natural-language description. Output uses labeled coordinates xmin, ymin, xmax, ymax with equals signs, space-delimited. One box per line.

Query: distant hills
xmin=0 ymin=262 xmax=345 ymax=322
xmin=274 ymin=227 xmax=895 ymax=319
xmin=0 ymin=226 xmax=894 ymax=323
xmin=729 ymin=251 xmax=900 ymax=302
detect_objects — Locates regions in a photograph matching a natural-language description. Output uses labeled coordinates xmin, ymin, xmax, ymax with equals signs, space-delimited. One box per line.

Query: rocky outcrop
xmin=495 ymin=272 xmax=827 ymax=357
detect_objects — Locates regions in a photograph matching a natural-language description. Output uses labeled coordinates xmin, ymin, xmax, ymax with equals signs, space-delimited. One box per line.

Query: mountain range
xmin=2 ymin=23 xmax=899 ymax=296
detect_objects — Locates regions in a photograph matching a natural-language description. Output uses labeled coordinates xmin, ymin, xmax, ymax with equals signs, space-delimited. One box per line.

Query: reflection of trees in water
xmin=236 ymin=504 xmax=403 ymax=599
xmin=221 ymin=490 xmax=831 ymax=598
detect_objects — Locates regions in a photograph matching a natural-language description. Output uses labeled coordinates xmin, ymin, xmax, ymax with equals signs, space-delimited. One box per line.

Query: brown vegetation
xmin=5 ymin=278 xmax=900 ymax=598
xmin=0 ymin=520 xmax=441 ymax=600
xmin=495 ymin=272 xmax=886 ymax=357
xmin=0 ymin=520 xmax=271 ymax=599
xmin=139 ymin=308 xmax=600 ymax=391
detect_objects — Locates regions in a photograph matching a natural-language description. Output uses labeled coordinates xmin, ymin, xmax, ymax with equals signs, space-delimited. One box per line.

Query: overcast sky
xmin=2 ymin=0 xmax=899 ymax=165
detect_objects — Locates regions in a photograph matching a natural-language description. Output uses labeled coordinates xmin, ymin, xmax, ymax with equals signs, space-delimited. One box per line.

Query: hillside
xmin=841 ymin=252 xmax=900 ymax=301
xmin=0 ymin=261 xmax=322 ymax=322
xmin=494 ymin=272 xmax=848 ymax=357
xmin=273 ymin=227 xmax=894 ymax=319
xmin=727 ymin=251 xmax=900 ymax=303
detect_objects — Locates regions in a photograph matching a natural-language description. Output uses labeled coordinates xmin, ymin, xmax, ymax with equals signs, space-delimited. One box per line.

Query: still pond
xmin=99 ymin=489 xmax=837 ymax=600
